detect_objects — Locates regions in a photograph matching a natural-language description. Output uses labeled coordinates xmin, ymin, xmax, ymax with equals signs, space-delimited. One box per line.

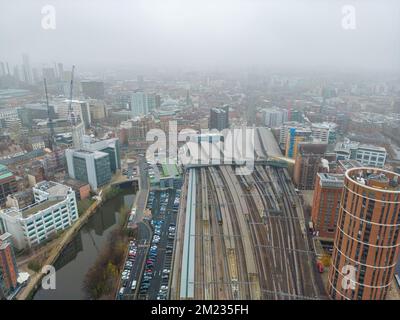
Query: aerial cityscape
xmin=1 ymin=0 xmax=400 ymax=305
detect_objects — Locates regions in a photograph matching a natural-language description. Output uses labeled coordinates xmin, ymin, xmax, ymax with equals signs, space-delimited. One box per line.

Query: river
xmin=33 ymin=189 xmax=135 ymax=300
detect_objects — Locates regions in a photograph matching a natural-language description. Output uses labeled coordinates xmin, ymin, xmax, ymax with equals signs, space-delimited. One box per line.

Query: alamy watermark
xmin=341 ymin=5 xmax=356 ymax=30
xmin=145 ymin=122 xmax=256 ymax=175
xmin=41 ymin=5 xmax=56 ymax=30
xmin=41 ymin=265 xmax=56 ymax=290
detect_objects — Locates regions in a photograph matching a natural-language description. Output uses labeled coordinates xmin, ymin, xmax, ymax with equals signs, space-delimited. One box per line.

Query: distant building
xmin=54 ymin=99 xmax=91 ymax=128
xmin=42 ymin=149 xmax=66 ymax=179
xmin=131 ymin=91 xmax=157 ymax=117
xmin=0 ymin=233 xmax=18 ymax=297
xmin=0 ymin=165 xmax=17 ymax=206
xmin=334 ymin=139 xmax=387 ymax=168
xmin=209 ymin=105 xmax=229 ymax=131
xmin=65 ymin=149 xmax=112 ymax=191
xmin=81 ymin=81 xmax=104 ymax=99
xmin=311 ymin=122 xmax=337 ymax=144
xmin=88 ymin=100 xmax=107 ymax=120
xmin=0 ymin=181 xmax=78 ymax=250
xmin=293 ymin=143 xmax=327 ymax=190
xmin=285 ymin=126 xmax=312 ymax=159
xmin=311 ymin=173 xmax=344 ymax=239
xmin=0 ymin=108 xmax=21 ymax=129
xmin=261 ymin=107 xmax=288 ymax=128
xmin=72 ymin=122 xmax=86 ymax=149
xmin=288 ymin=109 xmax=303 ymax=122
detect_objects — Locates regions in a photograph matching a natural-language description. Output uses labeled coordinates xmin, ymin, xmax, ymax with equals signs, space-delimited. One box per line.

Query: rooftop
xmin=347 ymin=168 xmax=400 ymax=192
xmin=358 ymin=144 xmax=386 ymax=152
xmin=338 ymin=159 xmax=362 ymax=170
xmin=21 ymin=200 xmax=60 ymax=218
xmin=35 ymin=181 xmax=70 ymax=197
xmin=318 ymin=173 xmax=344 ymax=188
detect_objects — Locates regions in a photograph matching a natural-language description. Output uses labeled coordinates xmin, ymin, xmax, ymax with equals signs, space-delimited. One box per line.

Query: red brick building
xmin=0 ymin=233 xmax=18 ymax=296
xmin=328 ymin=168 xmax=400 ymax=300
xmin=311 ymin=173 xmax=344 ymax=239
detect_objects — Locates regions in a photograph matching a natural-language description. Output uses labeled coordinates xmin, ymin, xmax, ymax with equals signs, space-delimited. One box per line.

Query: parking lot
xmin=116 ymin=187 xmax=180 ymax=300
xmin=137 ymin=188 xmax=180 ymax=300
xmin=116 ymin=221 xmax=151 ymax=300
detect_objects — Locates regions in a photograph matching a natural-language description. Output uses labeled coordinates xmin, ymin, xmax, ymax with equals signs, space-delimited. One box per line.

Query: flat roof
xmin=36 ymin=181 xmax=70 ymax=197
xmin=21 ymin=200 xmax=60 ymax=218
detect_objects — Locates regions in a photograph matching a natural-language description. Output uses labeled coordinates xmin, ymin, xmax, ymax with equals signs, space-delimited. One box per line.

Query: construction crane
xmin=43 ymin=78 xmax=55 ymax=150
xmin=68 ymin=65 xmax=76 ymax=126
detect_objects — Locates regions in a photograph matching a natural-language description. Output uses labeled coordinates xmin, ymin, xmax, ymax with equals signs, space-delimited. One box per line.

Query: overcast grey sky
xmin=0 ymin=0 xmax=399 ymax=72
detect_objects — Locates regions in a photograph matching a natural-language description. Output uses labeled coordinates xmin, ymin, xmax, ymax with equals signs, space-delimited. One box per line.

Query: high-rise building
xmin=311 ymin=122 xmax=337 ymax=144
xmin=328 ymin=167 xmax=400 ymax=300
xmin=0 ymin=233 xmax=18 ymax=296
xmin=261 ymin=107 xmax=288 ymax=128
xmin=65 ymin=149 xmax=112 ymax=191
xmin=0 ymin=181 xmax=78 ymax=250
xmin=209 ymin=105 xmax=229 ymax=131
xmin=81 ymin=81 xmax=105 ymax=99
xmin=285 ymin=126 xmax=312 ymax=159
xmin=22 ymin=54 xmax=32 ymax=84
xmin=88 ymin=100 xmax=107 ymax=120
xmin=81 ymin=136 xmax=121 ymax=173
xmin=54 ymin=99 xmax=91 ymax=128
xmin=0 ymin=165 xmax=17 ymax=207
xmin=72 ymin=122 xmax=85 ymax=149
xmin=311 ymin=173 xmax=344 ymax=239
xmin=137 ymin=75 xmax=144 ymax=89
xmin=57 ymin=63 xmax=64 ymax=81
xmin=293 ymin=143 xmax=327 ymax=190
xmin=131 ymin=91 xmax=156 ymax=117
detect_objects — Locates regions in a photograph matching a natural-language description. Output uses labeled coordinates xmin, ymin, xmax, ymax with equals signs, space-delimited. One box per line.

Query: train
xmin=216 ymin=207 xmax=223 ymax=225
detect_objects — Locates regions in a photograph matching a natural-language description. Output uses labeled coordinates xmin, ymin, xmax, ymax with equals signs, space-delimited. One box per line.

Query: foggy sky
xmin=1 ymin=0 xmax=399 ymax=72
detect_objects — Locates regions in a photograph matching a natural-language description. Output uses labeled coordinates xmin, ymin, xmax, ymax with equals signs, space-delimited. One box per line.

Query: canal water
xmin=33 ymin=189 xmax=135 ymax=300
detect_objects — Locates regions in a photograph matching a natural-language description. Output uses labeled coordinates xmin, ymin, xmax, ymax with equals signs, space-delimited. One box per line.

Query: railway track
xmin=172 ymin=164 xmax=320 ymax=300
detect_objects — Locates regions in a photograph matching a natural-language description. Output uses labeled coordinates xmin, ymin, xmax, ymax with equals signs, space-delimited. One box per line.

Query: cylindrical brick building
xmin=328 ymin=167 xmax=400 ymax=300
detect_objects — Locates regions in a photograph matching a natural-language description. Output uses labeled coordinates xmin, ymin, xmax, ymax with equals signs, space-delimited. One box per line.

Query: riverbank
xmin=17 ymin=185 xmax=128 ymax=300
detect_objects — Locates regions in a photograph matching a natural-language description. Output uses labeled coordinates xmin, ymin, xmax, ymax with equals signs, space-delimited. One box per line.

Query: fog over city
xmin=1 ymin=0 xmax=400 ymax=72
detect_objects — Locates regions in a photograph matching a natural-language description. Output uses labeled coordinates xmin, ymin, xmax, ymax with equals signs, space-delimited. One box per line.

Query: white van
xmin=131 ymin=280 xmax=137 ymax=291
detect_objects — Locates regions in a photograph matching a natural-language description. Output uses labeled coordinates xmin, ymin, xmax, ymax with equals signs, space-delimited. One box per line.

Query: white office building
xmin=0 ymin=181 xmax=78 ymax=250
xmin=355 ymin=144 xmax=387 ymax=168
xmin=334 ymin=139 xmax=387 ymax=168
xmin=261 ymin=107 xmax=288 ymax=128
xmin=131 ymin=92 xmax=156 ymax=117
xmin=311 ymin=122 xmax=337 ymax=144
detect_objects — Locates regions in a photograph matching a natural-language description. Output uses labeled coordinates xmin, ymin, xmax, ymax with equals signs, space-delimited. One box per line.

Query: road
xmin=132 ymin=156 xmax=149 ymax=223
